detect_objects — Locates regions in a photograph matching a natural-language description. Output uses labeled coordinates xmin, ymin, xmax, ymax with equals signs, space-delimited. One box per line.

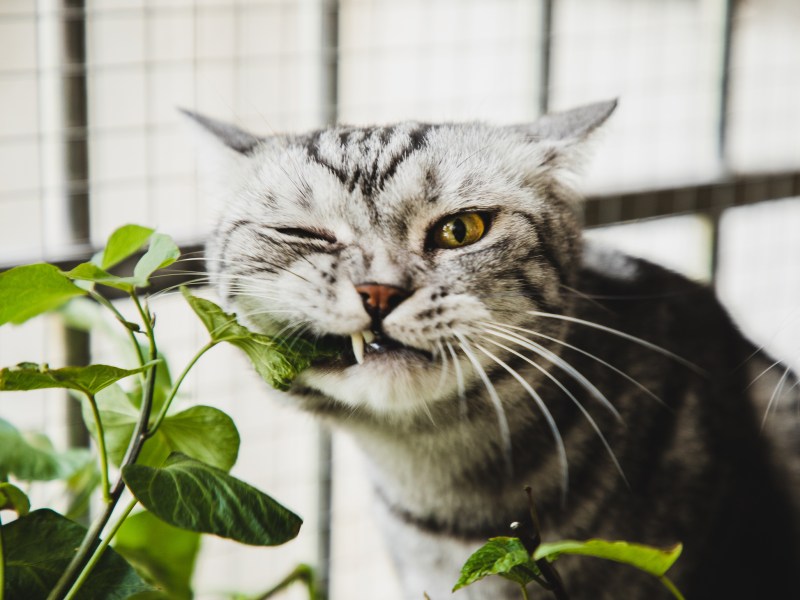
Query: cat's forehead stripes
xmin=300 ymin=123 xmax=434 ymax=200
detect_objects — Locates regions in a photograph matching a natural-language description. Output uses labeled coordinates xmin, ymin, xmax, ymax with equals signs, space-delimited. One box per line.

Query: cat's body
xmin=188 ymin=102 xmax=800 ymax=599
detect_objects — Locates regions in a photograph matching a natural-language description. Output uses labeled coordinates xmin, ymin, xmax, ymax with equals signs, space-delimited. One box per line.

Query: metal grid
xmin=1 ymin=1 xmax=799 ymax=599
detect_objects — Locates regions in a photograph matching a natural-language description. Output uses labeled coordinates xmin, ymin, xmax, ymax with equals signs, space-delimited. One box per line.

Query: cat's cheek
xmin=382 ymin=293 xmax=493 ymax=350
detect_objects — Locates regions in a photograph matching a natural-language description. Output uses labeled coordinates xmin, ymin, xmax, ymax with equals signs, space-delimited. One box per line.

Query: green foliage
xmin=132 ymin=233 xmax=180 ymax=283
xmin=122 ymin=452 xmax=302 ymax=546
xmin=0 ymin=362 xmax=153 ymax=396
xmin=453 ymin=537 xmax=545 ymax=591
xmin=113 ymin=510 xmax=201 ymax=600
xmin=81 ymin=385 xmax=240 ymax=471
xmin=0 ymin=264 xmax=86 ymax=325
xmin=534 ymin=539 xmax=682 ymax=577
xmin=0 ymin=482 xmax=31 ymax=516
xmin=1 ymin=509 xmax=152 ymax=600
xmin=0 ymin=224 xmax=317 ymax=599
xmin=99 ymin=225 xmax=155 ymax=270
xmin=456 ymin=534 xmax=686 ymax=600
xmin=0 ymin=418 xmax=91 ymax=481
xmin=182 ymin=287 xmax=327 ymax=391
xmin=66 ymin=262 xmax=142 ymax=292
xmin=69 ymin=230 xmax=179 ymax=293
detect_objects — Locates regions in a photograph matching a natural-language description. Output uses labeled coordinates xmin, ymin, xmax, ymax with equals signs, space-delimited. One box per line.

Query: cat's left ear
xmin=522 ymin=99 xmax=618 ymax=143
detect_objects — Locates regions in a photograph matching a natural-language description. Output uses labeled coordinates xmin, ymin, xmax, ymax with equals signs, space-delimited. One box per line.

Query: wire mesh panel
xmin=1 ymin=1 xmax=799 ymax=599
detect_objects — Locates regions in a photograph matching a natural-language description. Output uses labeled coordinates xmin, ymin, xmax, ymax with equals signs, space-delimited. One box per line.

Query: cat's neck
xmin=331 ymin=365 xmax=613 ymax=539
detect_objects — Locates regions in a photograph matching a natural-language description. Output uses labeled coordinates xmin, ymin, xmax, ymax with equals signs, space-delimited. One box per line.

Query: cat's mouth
xmin=313 ymin=330 xmax=434 ymax=367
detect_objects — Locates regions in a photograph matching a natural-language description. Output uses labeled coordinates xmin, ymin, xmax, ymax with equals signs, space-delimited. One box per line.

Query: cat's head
xmin=186 ymin=101 xmax=615 ymax=419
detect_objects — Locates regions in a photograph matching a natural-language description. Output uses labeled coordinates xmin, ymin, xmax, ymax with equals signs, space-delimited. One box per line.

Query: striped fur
xmin=188 ymin=102 xmax=800 ymax=599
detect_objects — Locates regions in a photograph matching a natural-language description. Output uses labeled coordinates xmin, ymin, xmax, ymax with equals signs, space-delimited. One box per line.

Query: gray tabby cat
xmin=186 ymin=101 xmax=800 ymax=599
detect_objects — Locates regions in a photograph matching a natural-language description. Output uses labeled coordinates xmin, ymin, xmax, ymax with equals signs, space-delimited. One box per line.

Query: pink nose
xmin=354 ymin=283 xmax=409 ymax=320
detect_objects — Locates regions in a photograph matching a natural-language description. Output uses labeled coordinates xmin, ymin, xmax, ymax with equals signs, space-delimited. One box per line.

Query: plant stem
xmin=0 ymin=511 xmax=5 ymax=600
xmin=62 ymin=497 xmax=139 ymax=600
xmin=251 ymin=564 xmax=317 ymax=600
xmin=660 ymin=576 xmax=687 ymax=600
xmin=520 ymin=583 xmax=531 ymax=600
xmin=88 ymin=289 xmax=146 ymax=368
xmin=119 ymin=292 xmax=158 ymax=468
xmin=83 ymin=393 xmax=111 ymax=503
xmin=523 ymin=486 xmax=570 ymax=600
xmin=147 ymin=340 xmax=216 ymax=436
xmin=47 ymin=291 xmax=160 ymax=600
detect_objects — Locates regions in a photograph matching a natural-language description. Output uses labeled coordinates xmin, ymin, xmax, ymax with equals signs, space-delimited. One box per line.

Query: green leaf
xmin=533 ymin=539 xmax=683 ymax=577
xmin=182 ymin=288 xmax=331 ymax=391
xmin=146 ymin=405 xmax=240 ymax=472
xmin=1 ymin=508 xmax=152 ymax=600
xmin=122 ymin=452 xmax=302 ymax=546
xmin=133 ymin=233 xmax=180 ymax=283
xmin=0 ymin=482 xmax=30 ymax=516
xmin=68 ymin=233 xmax=179 ymax=290
xmin=83 ymin=384 xmax=239 ymax=471
xmin=0 ymin=264 xmax=86 ymax=325
xmin=453 ymin=536 xmax=544 ymax=592
xmin=0 ymin=361 xmax=154 ymax=396
xmin=0 ymin=418 xmax=91 ymax=481
xmin=113 ymin=509 xmax=201 ymax=600
xmin=66 ymin=262 xmax=138 ymax=292
xmin=100 ymin=224 xmax=155 ymax=270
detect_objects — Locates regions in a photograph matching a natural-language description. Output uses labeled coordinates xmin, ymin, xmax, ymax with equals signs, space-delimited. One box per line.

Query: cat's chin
xmin=296 ymin=356 xmax=450 ymax=416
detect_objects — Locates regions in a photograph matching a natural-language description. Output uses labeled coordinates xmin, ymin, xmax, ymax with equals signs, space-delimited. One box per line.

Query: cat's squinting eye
xmin=275 ymin=227 xmax=336 ymax=243
xmin=429 ymin=212 xmax=489 ymax=250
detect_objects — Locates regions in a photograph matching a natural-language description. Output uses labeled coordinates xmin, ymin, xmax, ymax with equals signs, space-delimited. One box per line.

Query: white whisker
xmin=434 ymin=340 xmax=451 ymax=398
xmin=762 ymin=366 xmax=792 ymax=430
xmin=480 ymin=334 xmax=627 ymax=485
xmin=527 ymin=310 xmax=705 ymax=375
xmin=456 ymin=333 xmax=513 ymax=476
xmin=446 ymin=341 xmax=467 ymax=419
xmin=474 ymin=342 xmax=569 ymax=498
xmin=485 ymin=320 xmax=666 ymax=409
xmin=483 ymin=324 xmax=622 ymax=421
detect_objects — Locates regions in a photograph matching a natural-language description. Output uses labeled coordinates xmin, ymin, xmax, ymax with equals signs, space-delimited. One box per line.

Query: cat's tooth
xmin=351 ymin=332 xmax=365 ymax=364
xmin=362 ymin=330 xmax=376 ymax=344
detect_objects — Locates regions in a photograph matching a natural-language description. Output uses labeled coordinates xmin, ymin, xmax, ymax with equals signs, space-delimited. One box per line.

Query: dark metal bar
xmin=583 ymin=170 xmax=800 ymax=227
xmin=62 ymin=0 xmax=91 ymax=244
xmin=718 ymin=0 xmax=737 ymax=162
xmin=321 ymin=0 xmax=339 ymax=127
xmin=538 ymin=0 xmax=554 ymax=115
xmin=316 ymin=1 xmax=340 ymax=597
xmin=60 ymin=0 xmax=93 ymax=525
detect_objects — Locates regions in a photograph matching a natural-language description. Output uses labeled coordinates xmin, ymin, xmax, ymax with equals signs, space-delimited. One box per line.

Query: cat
xmin=185 ymin=101 xmax=800 ymax=599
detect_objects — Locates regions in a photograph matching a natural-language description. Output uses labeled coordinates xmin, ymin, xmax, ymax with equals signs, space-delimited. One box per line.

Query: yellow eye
xmin=432 ymin=212 xmax=487 ymax=249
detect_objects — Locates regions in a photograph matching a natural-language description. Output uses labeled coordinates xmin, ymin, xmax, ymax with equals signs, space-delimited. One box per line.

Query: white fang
xmin=351 ymin=332 xmax=365 ymax=364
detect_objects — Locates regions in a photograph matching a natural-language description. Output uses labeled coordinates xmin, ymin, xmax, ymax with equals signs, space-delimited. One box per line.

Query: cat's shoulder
xmin=578 ymin=238 xmax=708 ymax=302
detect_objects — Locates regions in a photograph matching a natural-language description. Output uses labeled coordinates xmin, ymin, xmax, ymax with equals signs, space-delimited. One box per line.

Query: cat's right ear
xmin=179 ymin=109 xmax=262 ymax=155
xmin=180 ymin=110 xmax=262 ymax=200
xmin=524 ymin=99 xmax=618 ymax=143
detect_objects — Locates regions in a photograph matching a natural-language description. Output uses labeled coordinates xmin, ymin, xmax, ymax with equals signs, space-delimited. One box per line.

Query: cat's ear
xmin=180 ymin=110 xmax=262 ymax=206
xmin=179 ymin=109 xmax=262 ymax=155
xmin=524 ymin=99 xmax=618 ymax=142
